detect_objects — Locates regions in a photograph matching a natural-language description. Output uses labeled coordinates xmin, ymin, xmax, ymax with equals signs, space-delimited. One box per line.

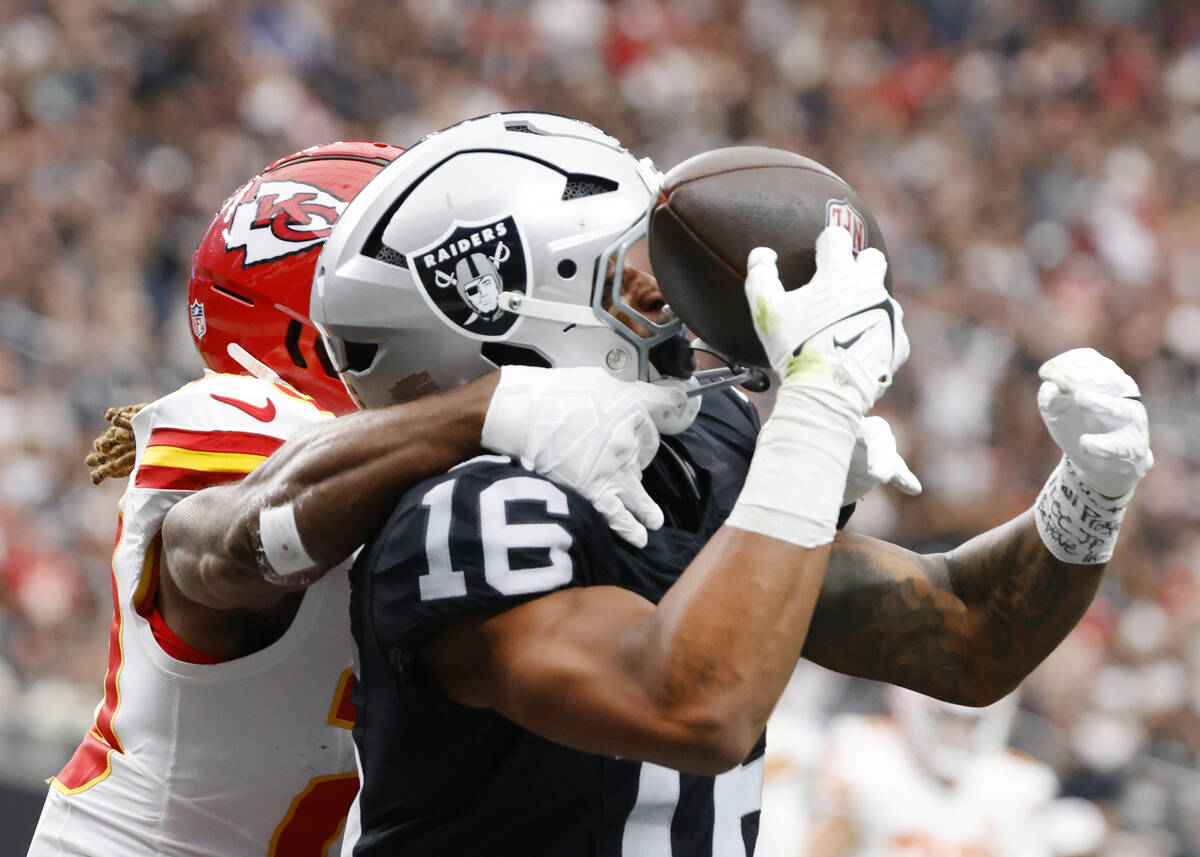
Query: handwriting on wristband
xmin=1034 ymin=458 xmax=1128 ymax=565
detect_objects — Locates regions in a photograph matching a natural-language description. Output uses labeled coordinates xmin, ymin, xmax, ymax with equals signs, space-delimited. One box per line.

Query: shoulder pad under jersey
xmin=128 ymin=373 xmax=334 ymax=494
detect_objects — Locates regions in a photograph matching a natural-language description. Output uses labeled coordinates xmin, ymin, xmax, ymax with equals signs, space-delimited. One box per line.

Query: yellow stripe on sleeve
xmin=140 ymin=446 xmax=269 ymax=473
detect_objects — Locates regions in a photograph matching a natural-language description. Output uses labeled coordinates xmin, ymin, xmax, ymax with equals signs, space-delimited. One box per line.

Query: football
xmin=649 ymin=146 xmax=890 ymax=369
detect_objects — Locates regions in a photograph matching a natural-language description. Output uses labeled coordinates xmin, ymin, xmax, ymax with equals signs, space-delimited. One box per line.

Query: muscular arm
xmin=802 ymin=510 xmax=1100 ymax=706
xmin=161 ymin=374 xmax=498 ymax=616
xmin=425 ymin=525 xmax=832 ymax=775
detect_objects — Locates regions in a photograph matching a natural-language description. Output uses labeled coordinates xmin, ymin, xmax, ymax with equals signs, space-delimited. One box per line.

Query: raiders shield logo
xmin=224 ymin=180 xmax=348 ymax=266
xmin=189 ymin=299 xmax=206 ymax=339
xmin=406 ymin=216 xmax=529 ymax=338
xmin=825 ymin=199 xmax=868 ymax=255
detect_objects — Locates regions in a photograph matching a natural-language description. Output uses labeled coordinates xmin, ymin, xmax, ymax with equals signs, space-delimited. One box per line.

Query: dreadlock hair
xmin=87 ymin=403 xmax=146 ymax=485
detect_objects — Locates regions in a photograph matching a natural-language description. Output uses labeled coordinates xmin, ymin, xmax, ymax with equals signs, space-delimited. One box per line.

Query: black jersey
xmin=349 ymin=390 xmax=761 ymax=857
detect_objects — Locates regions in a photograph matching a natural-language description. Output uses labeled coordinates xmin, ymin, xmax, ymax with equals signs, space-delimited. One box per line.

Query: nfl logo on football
xmin=190 ymin=299 xmax=206 ymax=339
xmin=825 ymin=199 xmax=868 ymax=255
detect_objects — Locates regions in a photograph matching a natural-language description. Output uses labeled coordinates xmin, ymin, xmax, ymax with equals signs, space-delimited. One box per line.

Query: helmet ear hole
xmin=481 ymin=343 xmax=551 ymax=369
xmin=285 ymin=321 xmax=307 ymax=368
xmin=343 ymin=340 xmax=380 ymax=373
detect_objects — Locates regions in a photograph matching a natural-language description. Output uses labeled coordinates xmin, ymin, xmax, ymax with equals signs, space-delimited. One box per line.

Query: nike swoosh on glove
xmin=1037 ymin=347 xmax=1153 ymax=498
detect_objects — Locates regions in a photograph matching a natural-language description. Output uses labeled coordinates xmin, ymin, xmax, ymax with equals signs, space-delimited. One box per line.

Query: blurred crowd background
xmin=0 ymin=0 xmax=1198 ymax=853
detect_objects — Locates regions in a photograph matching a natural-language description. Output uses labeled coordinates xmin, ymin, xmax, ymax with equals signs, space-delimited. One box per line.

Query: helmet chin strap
xmin=227 ymin=342 xmax=281 ymax=382
xmin=685 ymin=340 xmax=770 ymax=398
xmin=688 ymin=366 xmax=767 ymax=397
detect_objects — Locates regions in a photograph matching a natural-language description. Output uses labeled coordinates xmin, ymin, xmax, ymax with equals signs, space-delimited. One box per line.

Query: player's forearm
xmin=630 ymin=526 xmax=832 ymax=769
xmin=805 ymin=348 xmax=1151 ymax=705
xmin=252 ymin=375 xmax=498 ymax=571
xmin=165 ymin=374 xmax=497 ymax=608
xmin=802 ymin=514 xmax=1102 ymax=706
xmin=940 ymin=510 xmax=1103 ymax=701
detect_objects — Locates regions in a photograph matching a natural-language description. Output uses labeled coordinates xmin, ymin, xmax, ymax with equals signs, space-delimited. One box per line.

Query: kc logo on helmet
xmin=405 ymin=216 xmax=529 ymax=339
xmin=825 ymin=199 xmax=868 ymax=255
xmin=224 ymin=180 xmax=347 ymax=266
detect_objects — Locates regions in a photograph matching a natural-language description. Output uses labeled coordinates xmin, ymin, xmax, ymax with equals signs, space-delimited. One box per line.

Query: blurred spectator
xmin=0 ymin=0 xmax=1197 ymax=852
xmin=785 ymin=687 xmax=1107 ymax=857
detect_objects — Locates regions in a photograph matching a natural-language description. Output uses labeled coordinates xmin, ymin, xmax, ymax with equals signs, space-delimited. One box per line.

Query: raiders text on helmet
xmin=310 ymin=112 xmax=681 ymax=409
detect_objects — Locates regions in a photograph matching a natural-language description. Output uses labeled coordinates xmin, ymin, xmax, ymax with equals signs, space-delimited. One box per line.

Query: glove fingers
xmin=1039 ymin=348 xmax=1140 ymax=397
xmin=634 ymin=382 xmax=695 ymax=437
xmin=1038 ymin=380 xmax=1072 ymax=413
xmin=814 ymin=225 xmax=854 ymax=275
xmin=860 ymin=415 xmax=898 ymax=477
xmin=1078 ymin=430 xmax=1142 ymax=463
xmin=855 ymin=247 xmax=888 ymax=287
xmin=592 ymin=490 xmax=649 ymax=548
xmin=745 ymin=248 xmax=785 ymax=320
xmin=890 ymin=456 xmax=923 ymax=495
xmin=1073 ymin=389 xmax=1143 ymax=424
xmin=612 ymin=476 xmax=665 ymax=532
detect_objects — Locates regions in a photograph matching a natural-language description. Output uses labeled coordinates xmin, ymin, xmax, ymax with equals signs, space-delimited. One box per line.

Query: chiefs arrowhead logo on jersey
xmin=826 ymin=199 xmax=869 ymax=256
xmin=223 ymin=180 xmax=348 ymax=266
xmin=405 ymin=216 xmax=530 ymax=339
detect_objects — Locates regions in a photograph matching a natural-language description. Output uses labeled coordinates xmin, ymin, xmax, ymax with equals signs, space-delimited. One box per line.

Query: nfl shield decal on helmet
xmin=189 ymin=299 xmax=206 ymax=339
xmin=224 ymin=180 xmax=348 ymax=266
xmin=406 ymin=217 xmax=529 ymax=338
xmin=825 ymin=199 xmax=868 ymax=255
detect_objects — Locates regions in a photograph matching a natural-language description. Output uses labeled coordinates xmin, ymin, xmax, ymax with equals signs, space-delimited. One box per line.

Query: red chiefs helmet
xmin=188 ymin=141 xmax=403 ymax=414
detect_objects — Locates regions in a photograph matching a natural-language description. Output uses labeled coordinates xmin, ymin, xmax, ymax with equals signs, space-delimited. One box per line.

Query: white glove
xmin=482 ymin=365 xmax=686 ymax=548
xmin=728 ymin=226 xmax=910 ymax=548
xmin=843 ymin=415 xmax=923 ymax=505
xmin=1033 ymin=348 xmax=1152 ymax=564
xmin=745 ymin=227 xmax=909 ymax=416
xmin=1037 ymin=348 xmax=1153 ymax=498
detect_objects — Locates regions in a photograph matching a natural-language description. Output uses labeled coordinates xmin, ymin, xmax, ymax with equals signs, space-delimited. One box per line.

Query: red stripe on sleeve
xmin=146 ymin=427 xmax=286 ymax=456
xmin=134 ymin=466 xmax=249 ymax=491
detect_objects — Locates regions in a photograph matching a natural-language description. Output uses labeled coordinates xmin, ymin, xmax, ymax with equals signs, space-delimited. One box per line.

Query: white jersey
xmin=28 ymin=374 xmax=359 ymax=857
xmin=812 ymin=715 xmax=1058 ymax=857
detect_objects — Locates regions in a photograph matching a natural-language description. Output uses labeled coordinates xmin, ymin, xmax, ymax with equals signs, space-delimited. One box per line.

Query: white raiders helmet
xmin=309 ymin=112 xmax=688 ymax=408
xmin=886 ymin=686 xmax=1020 ymax=783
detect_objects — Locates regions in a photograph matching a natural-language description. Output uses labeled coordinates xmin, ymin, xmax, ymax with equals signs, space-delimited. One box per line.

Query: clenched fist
xmin=1038 ymin=348 xmax=1152 ymax=498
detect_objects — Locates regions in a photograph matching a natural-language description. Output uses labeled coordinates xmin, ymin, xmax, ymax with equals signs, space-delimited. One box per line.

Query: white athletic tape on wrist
xmin=1034 ymin=456 xmax=1131 ymax=564
xmin=725 ymin=382 xmax=859 ymax=548
xmin=258 ymin=503 xmax=317 ymax=576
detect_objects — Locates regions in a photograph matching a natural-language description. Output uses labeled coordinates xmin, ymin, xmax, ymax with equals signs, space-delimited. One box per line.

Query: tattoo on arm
xmin=802 ymin=511 xmax=1104 ymax=705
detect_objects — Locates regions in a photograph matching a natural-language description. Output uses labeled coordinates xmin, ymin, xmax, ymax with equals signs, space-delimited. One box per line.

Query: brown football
xmin=649 ymin=146 xmax=890 ymax=368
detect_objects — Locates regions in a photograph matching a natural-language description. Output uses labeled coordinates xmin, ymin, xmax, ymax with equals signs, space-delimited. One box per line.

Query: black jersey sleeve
xmin=353 ymin=454 xmax=614 ymax=663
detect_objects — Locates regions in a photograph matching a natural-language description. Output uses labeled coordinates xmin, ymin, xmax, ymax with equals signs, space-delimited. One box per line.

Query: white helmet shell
xmin=311 ymin=112 xmax=679 ymax=408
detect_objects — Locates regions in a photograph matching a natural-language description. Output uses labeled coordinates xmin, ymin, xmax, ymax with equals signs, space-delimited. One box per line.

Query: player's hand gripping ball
xmin=745 ymin=228 xmax=909 ymax=414
xmin=1037 ymin=348 xmax=1153 ymax=497
xmin=649 ymin=146 xmax=891 ymax=369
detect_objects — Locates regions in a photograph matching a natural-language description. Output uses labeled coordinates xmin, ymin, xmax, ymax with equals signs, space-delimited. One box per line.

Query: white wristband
xmin=258 ymin=503 xmax=317 ymax=576
xmin=725 ymin=383 xmax=859 ymax=548
xmin=1034 ymin=456 xmax=1131 ymax=564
